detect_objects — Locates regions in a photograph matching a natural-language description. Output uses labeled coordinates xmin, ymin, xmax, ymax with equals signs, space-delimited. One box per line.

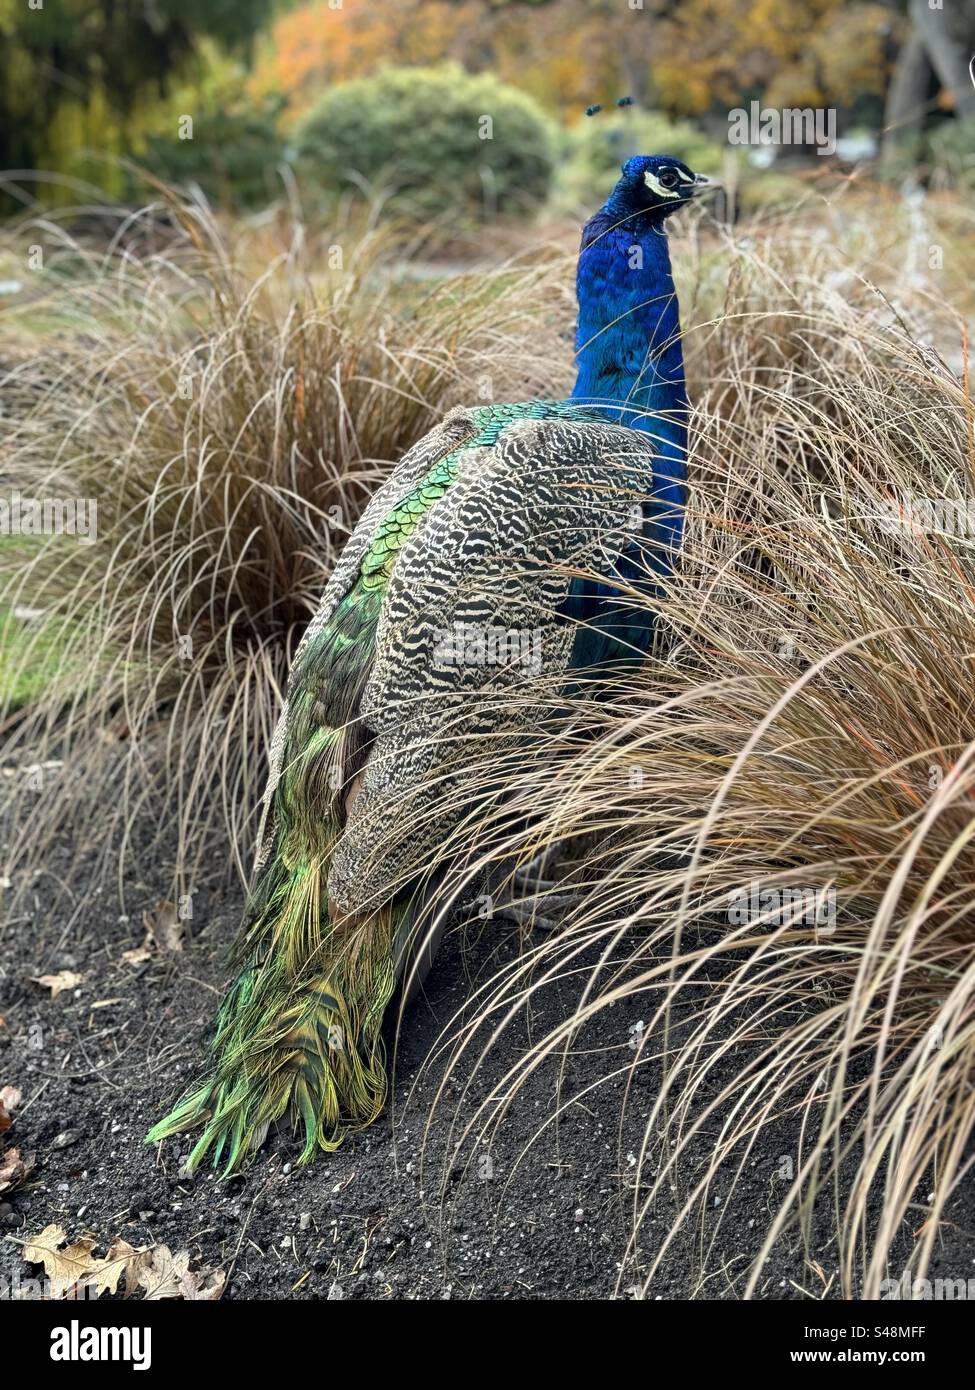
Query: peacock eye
xmin=658 ymin=168 xmax=678 ymax=189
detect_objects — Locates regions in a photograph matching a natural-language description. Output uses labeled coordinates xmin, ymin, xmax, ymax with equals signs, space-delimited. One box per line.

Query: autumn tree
xmin=250 ymin=0 xmax=674 ymax=122
xmin=0 ymin=0 xmax=272 ymax=205
xmin=252 ymin=0 xmax=910 ymax=128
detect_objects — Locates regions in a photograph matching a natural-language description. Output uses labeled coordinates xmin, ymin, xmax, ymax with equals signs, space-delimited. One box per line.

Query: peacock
xmin=148 ymin=152 xmax=712 ymax=1174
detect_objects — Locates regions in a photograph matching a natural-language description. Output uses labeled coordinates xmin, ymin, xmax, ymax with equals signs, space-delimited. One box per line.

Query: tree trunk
xmin=882 ymin=29 xmax=931 ymax=153
xmin=911 ymin=0 xmax=975 ymax=120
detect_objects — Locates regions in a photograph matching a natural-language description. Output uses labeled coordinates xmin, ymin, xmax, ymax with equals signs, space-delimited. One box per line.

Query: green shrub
xmin=133 ymin=96 xmax=286 ymax=209
xmin=881 ymin=118 xmax=975 ymax=193
xmin=927 ymin=117 xmax=975 ymax=191
xmin=294 ymin=64 xmax=555 ymax=228
xmin=556 ymin=108 xmax=723 ymax=214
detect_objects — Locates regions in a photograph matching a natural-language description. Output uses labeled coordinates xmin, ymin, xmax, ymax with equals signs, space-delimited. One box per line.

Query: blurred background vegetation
xmin=1 ymin=0 xmax=973 ymax=224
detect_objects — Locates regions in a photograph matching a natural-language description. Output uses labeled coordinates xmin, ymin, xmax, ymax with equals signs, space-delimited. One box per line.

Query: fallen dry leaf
xmin=0 ymin=1086 xmax=29 ymax=1193
xmin=0 ymin=1145 xmax=30 ymax=1195
xmin=120 ymin=944 xmax=152 ymax=966
xmin=22 ymin=1225 xmax=110 ymax=1299
xmin=183 ymin=1268 xmax=225 ymax=1300
xmin=22 ymin=1227 xmax=224 ymax=1301
xmin=33 ymin=971 xmax=82 ymax=999
xmin=143 ymin=900 xmax=184 ymax=954
xmin=107 ymin=1238 xmax=148 ymax=1300
xmin=129 ymin=1244 xmax=184 ymax=1300
xmin=87 ymin=1239 xmax=143 ymax=1298
xmin=135 ymin=1244 xmax=225 ymax=1301
xmin=0 ymin=1085 xmax=22 ymax=1134
xmin=122 ymin=901 xmax=185 ymax=965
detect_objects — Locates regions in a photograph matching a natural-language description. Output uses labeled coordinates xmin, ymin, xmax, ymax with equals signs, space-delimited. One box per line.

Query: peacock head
xmin=608 ymin=154 xmax=715 ymax=223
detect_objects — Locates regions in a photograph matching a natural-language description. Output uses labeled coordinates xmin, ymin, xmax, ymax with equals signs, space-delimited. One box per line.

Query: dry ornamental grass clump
xmin=0 ymin=195 xmax=571 ymax=897
xmin=414 ymin=223 xmax=975 ymax=1296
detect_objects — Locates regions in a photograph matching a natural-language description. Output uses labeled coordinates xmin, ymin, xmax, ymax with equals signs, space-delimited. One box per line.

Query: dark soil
xmin=2 ymin=831 xmax=973 ymax=1301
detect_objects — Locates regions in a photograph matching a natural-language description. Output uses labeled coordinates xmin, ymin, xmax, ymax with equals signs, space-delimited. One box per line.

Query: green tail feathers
xmin=146 ymin=860 xmax=402 ymax=1174
xmin=148 ymin=628 xmax=403 ymax=1174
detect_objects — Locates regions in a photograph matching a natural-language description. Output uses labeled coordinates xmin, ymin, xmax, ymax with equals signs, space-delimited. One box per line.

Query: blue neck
xmin=569 ymin=204 xmax=688 ymax=528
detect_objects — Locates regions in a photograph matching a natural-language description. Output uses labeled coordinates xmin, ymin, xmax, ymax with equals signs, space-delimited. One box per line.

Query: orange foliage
xmin=654 ymin=0 xmax=898 ymax=114
xmin=251 ymin=0 xmax=655 ymax=122
xmin=250 ymin=0 xmax=898 ymax=123
xmin=250 ymin=0 xmax=479 ymax=118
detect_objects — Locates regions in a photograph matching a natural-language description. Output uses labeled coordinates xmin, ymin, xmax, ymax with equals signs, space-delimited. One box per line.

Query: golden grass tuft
xmin=0 ymin=194 xmax=572 ymax=898
xmin=410 ymin=210 xmax=975 ymax=1297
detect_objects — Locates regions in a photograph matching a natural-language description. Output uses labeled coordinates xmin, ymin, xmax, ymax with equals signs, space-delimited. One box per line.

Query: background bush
xmin=132 ymin=96 xmax=287 ymax=209
xmin=881 ymin=116 xmax=975 ymax=193
xmin=294 ymin=63 xmax=556 ymax=229
xmin=927 ymin=117 xmax=975 ymax=191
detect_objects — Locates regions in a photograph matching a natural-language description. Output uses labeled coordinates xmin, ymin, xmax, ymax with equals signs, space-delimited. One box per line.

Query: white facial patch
xmin=643 ymin=169 xmax=681 ymax=200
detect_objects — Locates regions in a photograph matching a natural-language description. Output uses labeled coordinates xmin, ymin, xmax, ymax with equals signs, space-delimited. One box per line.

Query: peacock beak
xmin=690 ymin=174 xmax=721 ymax=197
